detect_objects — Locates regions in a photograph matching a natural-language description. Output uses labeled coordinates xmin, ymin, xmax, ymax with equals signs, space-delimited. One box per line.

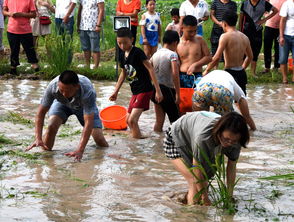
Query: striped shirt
xmin=211 ymin=0 xmax=237 ymax=30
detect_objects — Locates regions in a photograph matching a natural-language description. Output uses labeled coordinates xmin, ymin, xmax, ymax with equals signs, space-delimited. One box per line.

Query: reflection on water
xmin=0 ymin=80 xmax=293 ymax=221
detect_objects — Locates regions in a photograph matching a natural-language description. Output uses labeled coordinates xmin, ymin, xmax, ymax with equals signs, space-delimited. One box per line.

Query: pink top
xmin=265 ymin=0 xmax=287 ymax=29
xmin=4 ymin=0 xmax=36 ymax=34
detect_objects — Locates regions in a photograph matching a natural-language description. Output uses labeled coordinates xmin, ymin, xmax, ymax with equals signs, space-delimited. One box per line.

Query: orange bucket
xmin=99 ymin=105 xmax=127 ymax=130
xmin=179 ymin=88 xmax=194 ymax=113
xmin=289 ymin=58 xmax=293 ymax=71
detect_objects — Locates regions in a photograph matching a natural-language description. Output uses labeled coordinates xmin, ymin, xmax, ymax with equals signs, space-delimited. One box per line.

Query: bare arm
xmin=65 ymin=113 xmax=94 ymax=161
xmin=171 ymin=60 xmax=180 ymax=104
xmin=109 ymin=69 xmax=127 ymax=101
xmin=40 ymin=0 xmax=55 ymax=13
xmin=63 ymin=2 xmax=76 ymax=23
xmin=242 ymin=38 xmax=253 ymax=69
xmin=279 ymin=17 xmax=287 ymax=46
xmin=257 ymin=7 xmax=278 ymax=25
xmin=26 ymin=105 xmax=50 ymax=151
xmin=238 ymin=98 xmax=256 ymax=130
xmin=117 ymin=9 xmax=139 ymax=18
xmin=95 ymin=2 xmax=104 ymax=32
xmin=204 ymin=35 xmax=226 ymax=75
xmin=143 ymin=60 xmax=163 ymax=103
xmin=210 ymin=10 xmax=221 ymax=27
xmin=77 ymin=4 xmax=82 ymax=31
xmin=226 ymin=159 xmax=237 ymax=198
xmin=140 ymin=14 xmax=147 ymax=44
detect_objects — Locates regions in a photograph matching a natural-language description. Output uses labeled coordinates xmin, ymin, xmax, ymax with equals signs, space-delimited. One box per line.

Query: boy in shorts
xmin=109 ymin=27 xmax=163 ymax=139
xmin=150 ymin=30 xmax=181 ymax=132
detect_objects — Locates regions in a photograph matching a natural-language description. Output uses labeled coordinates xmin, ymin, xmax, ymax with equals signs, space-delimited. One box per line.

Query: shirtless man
xmin=203 ymin=10 xmax=253 ymax=95
xmin=177 ymin=15 xmax=211 ymax=88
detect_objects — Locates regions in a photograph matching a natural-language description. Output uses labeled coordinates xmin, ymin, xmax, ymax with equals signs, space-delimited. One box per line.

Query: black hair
xmin=163 ymin=30 xmax=179 ymax=44
xmin=222 ymin=10 xmax=238 ymax=27
xmin=146 ymin=0 xmax=155 ymax=5
xmin=212 ymin=112 xmax=250 ymax=148
xmin=116 ymin=27 xmax=133 ymax=39
xmin=59 ymin=70 xmax=79 ymax=85
xmin=170 ymin=8 xmax=179 ymax=17
xmin=183 ymin=15 xmax=197 ymax=27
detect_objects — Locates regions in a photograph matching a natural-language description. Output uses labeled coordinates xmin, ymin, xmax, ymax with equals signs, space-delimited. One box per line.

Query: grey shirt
xmin=41 ymin=75 xmax=97 ymax=115
xmin=171 ymin=111 xmax=241 ymax=178
xmin=150 ymin=48 xmax=178 ymax=89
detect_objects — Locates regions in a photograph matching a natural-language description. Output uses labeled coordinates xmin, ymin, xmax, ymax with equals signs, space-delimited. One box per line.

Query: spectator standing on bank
xmin=0 ymin=0 xmax=4 ymax=58
xmin=262 ymin=0 xmax=286 ymax=74
xmin=31 ymin=0 xmax=55 ymax=49
xmin=239 ymin=0 xmax=278 ymax=77
xmin=179 ymin=0 xmax=210 ymax=37
xmin=3 ymin=0 xmax=40 ymax=75
xmin=77 ymin=0 xmax=104 ymax=69
xmin=279 ymin=0 xmax=294 ymax=84
xmin=165 ymin=8 xmax=181 ymax=37
xmin=55 ymin=0 xmax=76 ymax=37
xmin=116 ymin=0 xmax=141 ymax=45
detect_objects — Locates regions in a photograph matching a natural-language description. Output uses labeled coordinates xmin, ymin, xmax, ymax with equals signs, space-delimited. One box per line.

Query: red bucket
xmin=99 ymin=105 xmax=127 ymax=130
xmin=289 ymin=58 xmax=293 ymax=71
xmin=179 ymin=88 xmax=194 ymax=113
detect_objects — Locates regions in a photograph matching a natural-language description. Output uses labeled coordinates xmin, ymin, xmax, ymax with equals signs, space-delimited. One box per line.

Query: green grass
xmin=0 ymin=135 xmax=14 ymax=145
xmin=0 ymin=112 xmax=34 ymax=127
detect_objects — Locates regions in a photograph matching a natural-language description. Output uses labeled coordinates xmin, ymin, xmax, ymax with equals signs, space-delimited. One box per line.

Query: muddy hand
xmin=65 ymin=150 xmax=83 ymax=162
xmin=26 ymin=140 xmax=49 ymax=151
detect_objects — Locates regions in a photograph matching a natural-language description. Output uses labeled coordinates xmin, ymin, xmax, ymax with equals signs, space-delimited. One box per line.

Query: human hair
xmin=222 ymin=10 xmax=238 ymax=27
xmin=170 ymin=8 xmax=179 ymax=17
xmin=116 ymin=27 xmax=133 ymax=39
xmin=163 ymin=30 xmax=179 ymax=44
xmin=212 ymin=112 xmax=250 ymax=148
xmin=59 ymin=70 xmax=79 ymax=85
xmin=146 ymin=0 xmax=155 ymax=5
xmin=183 ymin=15 xmax=197 ymax=27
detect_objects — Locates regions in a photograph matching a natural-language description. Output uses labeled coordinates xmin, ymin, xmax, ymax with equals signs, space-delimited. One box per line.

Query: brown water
xmin=0 ymin=80 xmax=293 ymax=222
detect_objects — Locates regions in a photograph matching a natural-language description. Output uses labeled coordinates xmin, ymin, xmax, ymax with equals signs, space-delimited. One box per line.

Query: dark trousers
xmin=131 ymin=25 xmax=137 ymax=45
xmin=264 ymin=26 xmax=280 ymax=69
xmin=7 ymin=32 xmax=38 ymax=67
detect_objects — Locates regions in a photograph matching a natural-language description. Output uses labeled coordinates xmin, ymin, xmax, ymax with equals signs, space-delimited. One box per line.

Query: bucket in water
xmin=99 ymin=105 xmax=127 ymax=130
xmin=289 ymin=58 xmax=293 ymax=71
xmin=179 ymin=88 xmax=194 ymax=113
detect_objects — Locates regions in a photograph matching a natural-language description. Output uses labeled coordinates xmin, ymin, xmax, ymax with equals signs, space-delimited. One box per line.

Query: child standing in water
xmin=139 ymin=0 xmax=161 ymax=58
xmin=110 ymin=28 xmax=163 ymax=139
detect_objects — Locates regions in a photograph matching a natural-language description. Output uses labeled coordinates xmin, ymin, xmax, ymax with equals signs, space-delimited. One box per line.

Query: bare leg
xmin=43 ymin=115 xmax=63 ymax=150
xmin=33 ymin=36 xmax=38 ymax=49
xmin=91 ymin=128 xmax=109 ymax=147
xmin=153 ymin=103 xmax=165 ymax=132
xmin=150 ymin=45 xmax=158 ymax=58
xmin=171 ymin=159 xmax=200 ymax=205
xmin=280 ymin=64 xmax=288 ymax=83
xmin=143 ymin=44 xmax=151 ymax=59
xmin=84 ymin=51 xmax=91 ymax=68
xmin=127 ymin=108 xmax=144 ymax=139
xmin=92 ymin=52 xmax=100 ymax=69
xmin=251 ymin=61 xmax=257 ymax=77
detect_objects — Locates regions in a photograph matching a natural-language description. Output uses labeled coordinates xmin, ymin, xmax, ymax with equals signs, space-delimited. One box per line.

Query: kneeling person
xmin=26 ymin=70 xmax=109 ymax=161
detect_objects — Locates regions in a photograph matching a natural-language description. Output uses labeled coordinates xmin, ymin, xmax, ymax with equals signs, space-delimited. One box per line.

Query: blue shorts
xmin=55 ymin=17 xmax=74 ymax=37
xmin=179 ymin=72 xmax=202 ymax=88
xmin=139 ymin=30 xmax=158 ymax=47
xmin=80 ymin=30 xmax=100 ymax=52
xmin=48 ymin=100 xmax=102 ymax=128
xmin=279 ymin=35 xmax=294 ymax=65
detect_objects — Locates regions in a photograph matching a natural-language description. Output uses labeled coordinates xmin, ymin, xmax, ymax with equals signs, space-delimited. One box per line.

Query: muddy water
xmin=0 ymin=80 xmax=293 ymax=222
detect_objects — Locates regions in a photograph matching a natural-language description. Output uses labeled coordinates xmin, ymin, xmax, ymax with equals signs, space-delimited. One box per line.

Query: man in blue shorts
xmin=26 ymin=70 xmax=108 ymax=161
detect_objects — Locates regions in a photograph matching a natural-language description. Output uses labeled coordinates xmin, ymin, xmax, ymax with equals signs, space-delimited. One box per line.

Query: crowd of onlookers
xmin=0 ymin=0 xmax=293 ymax=83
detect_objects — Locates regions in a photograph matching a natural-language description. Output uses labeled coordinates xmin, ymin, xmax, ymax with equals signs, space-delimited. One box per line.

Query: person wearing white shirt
xmin=192 ymin=70 xmax=256 ymax=130
xmin=55 ymin=0 xmax=77 ymax=36
xmin=179 ymin=0 xmax=209 ymax=36
xmin=279 ymin=0 xmax=294 ymax=84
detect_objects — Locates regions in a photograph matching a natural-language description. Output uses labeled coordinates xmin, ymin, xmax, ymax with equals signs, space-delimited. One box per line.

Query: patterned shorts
xmin=163 ymin=127 xmax=182 ymax=159
xmin=193 ymin=83 xmax=233 ymax=115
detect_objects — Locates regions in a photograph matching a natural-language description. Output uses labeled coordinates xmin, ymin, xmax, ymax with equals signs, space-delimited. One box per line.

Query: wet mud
xmin=0 ymin=80 xmax=293 ymax=221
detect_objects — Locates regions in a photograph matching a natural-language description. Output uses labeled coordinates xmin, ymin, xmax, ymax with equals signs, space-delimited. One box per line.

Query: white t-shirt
xmin=79 ymin=0 xmax=104 ymax=31
xmin=55 ymin=0 xmax=77 ymax=19
xmin=280 ymin=0 xmax=294 ymax=36
xmin=179 ymin=0 xmax=209 ymax=20
xmin=196 ymin=70 xmax=246 ymax=102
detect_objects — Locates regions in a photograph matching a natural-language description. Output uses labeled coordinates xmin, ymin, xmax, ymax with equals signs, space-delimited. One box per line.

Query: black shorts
xmin=152 ymin=84 xmax=180 ymax=123
xmin=245 ymin=29 xmax=262 ymax=62
xmin=225 ymin=68 xmax=247 ymax=95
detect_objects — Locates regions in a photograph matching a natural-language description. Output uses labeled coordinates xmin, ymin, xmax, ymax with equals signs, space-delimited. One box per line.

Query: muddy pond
xmin=0 ymin=80 xmax=293 ymax=222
